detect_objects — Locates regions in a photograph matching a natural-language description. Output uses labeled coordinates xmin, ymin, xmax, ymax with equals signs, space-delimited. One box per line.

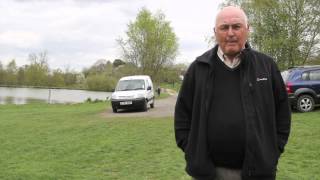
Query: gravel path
xmin=101 ymin=92 xmax=177 ymax=118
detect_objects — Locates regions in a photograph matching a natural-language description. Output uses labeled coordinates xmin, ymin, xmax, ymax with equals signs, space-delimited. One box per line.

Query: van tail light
xmin=286 ymin=82 xmax=292 ymax=93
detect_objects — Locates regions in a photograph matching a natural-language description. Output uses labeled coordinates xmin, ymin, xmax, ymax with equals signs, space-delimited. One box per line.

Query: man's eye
xmin=220 ymin=25 xmax=229 ymax=31
xmin=219 ymin=24 xmax=242 ymax=31
xmin=232 ymin=25 xmax=241 ymax=30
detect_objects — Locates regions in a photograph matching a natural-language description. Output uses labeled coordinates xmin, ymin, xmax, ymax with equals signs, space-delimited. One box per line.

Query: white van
xmin=111 ymin=75 xmax=155 ymax=113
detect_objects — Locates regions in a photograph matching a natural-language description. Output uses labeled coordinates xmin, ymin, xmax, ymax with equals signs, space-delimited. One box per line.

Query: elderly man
xmin=174 ymin=6 xmax=291 ymax=180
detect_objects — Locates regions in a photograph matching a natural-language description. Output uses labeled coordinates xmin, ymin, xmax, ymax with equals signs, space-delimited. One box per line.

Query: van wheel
xmin=112 ymin=107 xmax=117 ymax=113
xmin=150 ymin=97 xmax=155 ymax=108
xmin=297 ymin=94 xmax=314 ymax=112
xmin=143 ymin=100 xmax=148 ymax=111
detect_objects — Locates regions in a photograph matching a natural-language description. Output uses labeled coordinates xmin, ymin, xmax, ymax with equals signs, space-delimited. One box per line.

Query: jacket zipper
xmin=240 ymin=61 xmax=254 ymax=178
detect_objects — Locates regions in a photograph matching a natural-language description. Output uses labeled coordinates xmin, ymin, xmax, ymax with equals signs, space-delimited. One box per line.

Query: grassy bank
xmin=0 ymin=102 xmax=187 ymax=180
xmin=0 ymin=103 xmax=319 ymax=179
xmin=160 ymin=82 xmax=181 ymax=93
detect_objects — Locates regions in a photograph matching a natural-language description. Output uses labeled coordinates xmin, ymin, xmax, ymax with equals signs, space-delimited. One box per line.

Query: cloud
xmin=0 ymin=0 xmax=223 ymax=71
xmin=0 ymin=31 xmax=42 ymax=48
xmin=13 ymin=0 xmax=128 ymax=3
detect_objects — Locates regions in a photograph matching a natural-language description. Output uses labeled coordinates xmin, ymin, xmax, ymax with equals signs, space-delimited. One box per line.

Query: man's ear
xmin=213 ymin=27 xmax=216 ymax=33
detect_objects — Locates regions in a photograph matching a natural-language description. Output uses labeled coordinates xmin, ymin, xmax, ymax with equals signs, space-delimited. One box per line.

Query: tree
xmin=118 ymin=8 xmax=179 ymax=81
xmin=113 ymin=59 xmax=125 ymax=68
xmin=85 ymin=74 xmax=117 ymax=91
xmin=159 ymin=63 xmax=188 ymax=85
xmin=49 ymin=69 xmax=65 ymax=87
xmin=25 ymin=51 xmax=49 ymax=86
xmin=0 ymin=61 xmax=5 ymax=85
xmin=306 ymin=54 xmax=320 ymax=65
xmin=17 ymin=66 xmax=26 ymax=85
xmin=83 ymin=59 xmax=113 ymax=78
xmin=222 ymin=0 xmax=320 ymax=69
xmin=63 ymin=71 xmax=78 ymax=87
xmin=5 ymin=59 xmax=18 ymax=85
xmin=113 ymin=63 xmax=139 ymax=80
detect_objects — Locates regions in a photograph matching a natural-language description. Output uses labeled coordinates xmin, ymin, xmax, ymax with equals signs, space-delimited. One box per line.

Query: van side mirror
xmin=147 ymin=86 xmax=152 ymax=90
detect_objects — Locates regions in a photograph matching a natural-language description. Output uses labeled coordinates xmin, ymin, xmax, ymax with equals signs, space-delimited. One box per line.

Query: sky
xmin=0 ymin=0 xmax=224 ymax=71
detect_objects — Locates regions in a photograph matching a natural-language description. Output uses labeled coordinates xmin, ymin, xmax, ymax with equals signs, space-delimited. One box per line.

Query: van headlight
xmin=111 ymin=94 xmax=118 ymax=99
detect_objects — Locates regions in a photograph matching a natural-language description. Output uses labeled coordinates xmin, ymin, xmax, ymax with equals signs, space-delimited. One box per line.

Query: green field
xmin=0 ymin=102 xmax=319 ymax=180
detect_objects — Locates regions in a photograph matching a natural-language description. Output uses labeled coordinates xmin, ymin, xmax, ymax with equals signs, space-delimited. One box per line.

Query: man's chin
xmin=224 ymin=50 xmax=241 ymax=57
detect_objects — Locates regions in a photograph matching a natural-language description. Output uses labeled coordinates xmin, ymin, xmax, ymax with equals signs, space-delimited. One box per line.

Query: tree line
xmin=0 ymin=52 xmax=83 ymax=90
xmin=0 ymin=52 xmax=186 ymax=92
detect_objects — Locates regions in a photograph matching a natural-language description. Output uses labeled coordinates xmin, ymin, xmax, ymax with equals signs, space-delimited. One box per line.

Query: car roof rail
xmin=288 ymin=65 xmax=320 ymax=69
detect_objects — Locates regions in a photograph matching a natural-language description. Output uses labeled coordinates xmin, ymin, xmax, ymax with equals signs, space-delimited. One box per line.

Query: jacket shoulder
xmin=248 ymin=49 xmax=281 ymax=75
xmin=186 ymin=48 xmax=215 ymax=73
xmin=195 ymin=47 xmax=217 ymax=64
xmin=250 ymin=48 xmax=271 ymax=58
xmin=250 ymin=49 xmax=275 ymax=64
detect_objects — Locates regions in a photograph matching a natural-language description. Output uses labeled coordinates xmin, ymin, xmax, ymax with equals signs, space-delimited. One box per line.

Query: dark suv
xmin=281 ymin=66 xmax=320 ymax=112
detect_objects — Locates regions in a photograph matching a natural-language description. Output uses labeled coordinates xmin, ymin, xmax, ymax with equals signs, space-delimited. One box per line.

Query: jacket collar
xmin=196 ymin=45 xmax=218 ymax=66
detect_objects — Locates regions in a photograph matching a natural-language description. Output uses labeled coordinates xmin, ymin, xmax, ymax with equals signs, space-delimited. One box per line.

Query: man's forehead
xmin=215 ymin=6 xmax=248 ymax=27
xmin=216 ymin=17 xmax=245 ymax=26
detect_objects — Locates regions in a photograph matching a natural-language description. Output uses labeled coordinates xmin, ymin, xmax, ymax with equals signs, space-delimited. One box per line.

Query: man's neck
xmin=224 ymin=55 xmax=237 ymax=62
xmin=217 ymin=47 xmax=242 ymax=68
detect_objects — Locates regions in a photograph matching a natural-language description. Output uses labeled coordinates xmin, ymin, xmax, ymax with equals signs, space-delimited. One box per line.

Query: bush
xmin=86 ymin=74 xmax=117 ymax=91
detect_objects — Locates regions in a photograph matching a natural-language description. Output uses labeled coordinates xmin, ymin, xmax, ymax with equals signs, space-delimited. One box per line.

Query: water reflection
xmin=0 ymin=87 xmax=112 ymax=105
xmin=0 ymin=96 xmax=47 ymax=104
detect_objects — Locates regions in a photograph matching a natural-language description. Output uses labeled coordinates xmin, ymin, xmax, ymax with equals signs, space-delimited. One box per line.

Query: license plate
xmin=120 ymin=101 xmax=132 ymax=105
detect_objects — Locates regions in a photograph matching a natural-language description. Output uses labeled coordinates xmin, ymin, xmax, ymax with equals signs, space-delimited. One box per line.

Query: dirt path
xmin=101 ymin=90 xmax=177 ymax=118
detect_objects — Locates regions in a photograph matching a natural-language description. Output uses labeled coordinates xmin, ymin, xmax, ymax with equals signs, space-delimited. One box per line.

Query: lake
xmin=0 ymin=87 xmax=112 ymax=104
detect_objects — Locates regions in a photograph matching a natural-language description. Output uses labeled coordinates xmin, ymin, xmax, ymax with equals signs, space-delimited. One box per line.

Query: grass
xmin=160 ymin=82 xmax=181 ymax=93
xmin=0 ymin=102 xmax=187 ymax=180
xmin=155 ymin=91 xmax=170 ymax=99
xmin=0 ymin=103 xmax=319 ymax=179
xmin=277 ymin=108 xmax=320 ymax=179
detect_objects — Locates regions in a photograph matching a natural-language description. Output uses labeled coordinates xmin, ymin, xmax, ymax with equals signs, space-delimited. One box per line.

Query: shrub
xmin=86 ymin=74 xmax=117 ymax=91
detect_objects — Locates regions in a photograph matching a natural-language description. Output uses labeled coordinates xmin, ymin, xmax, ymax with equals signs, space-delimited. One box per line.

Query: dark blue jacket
xmin=174 ymin=44 xmax=291 ymax=180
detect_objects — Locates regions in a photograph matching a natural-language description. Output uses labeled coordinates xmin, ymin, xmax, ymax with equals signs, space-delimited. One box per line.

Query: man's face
xmin=215 ymin=11 xmax=249 ymax=57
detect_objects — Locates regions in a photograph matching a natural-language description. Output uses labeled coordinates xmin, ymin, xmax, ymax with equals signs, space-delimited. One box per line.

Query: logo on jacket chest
xmin=256 ymin=77 xmax=268 ymax=82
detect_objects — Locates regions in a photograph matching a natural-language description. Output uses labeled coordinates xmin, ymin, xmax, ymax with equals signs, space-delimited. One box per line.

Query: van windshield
xmin=116 ymin=79 xmax=145 ymax=91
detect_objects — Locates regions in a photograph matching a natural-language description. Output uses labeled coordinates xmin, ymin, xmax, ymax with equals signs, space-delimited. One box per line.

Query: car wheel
xmin=150 ymin=97 xmax=155 ymax=108
xmin=143 ymin=100 xmax=148 ymax=111
xmin=297 ymin=94 xmax=315 ymax=112
xmin=112 ymin=107 xmax=117 ymax=113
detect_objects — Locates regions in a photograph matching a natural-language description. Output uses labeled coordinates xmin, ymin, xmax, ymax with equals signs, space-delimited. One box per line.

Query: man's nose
xmin=227 ymin=27 xmax=235 ymax=35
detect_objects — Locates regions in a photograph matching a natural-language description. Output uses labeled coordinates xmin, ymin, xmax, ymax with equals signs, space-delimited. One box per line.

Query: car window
xmin=281 ymin=70 xmax=290 ymax=81
xmin=301 ymin=71 xmax=310 ymax=81
xmin=309 ymin=70 xmax=320 ymax=81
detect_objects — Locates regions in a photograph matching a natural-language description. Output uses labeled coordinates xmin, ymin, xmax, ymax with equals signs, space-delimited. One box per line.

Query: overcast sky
xmin=0 ymin=0 xmax=223 ymax=71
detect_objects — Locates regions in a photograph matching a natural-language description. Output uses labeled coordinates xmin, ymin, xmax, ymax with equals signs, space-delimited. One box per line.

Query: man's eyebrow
xmin=219 ymin=23 xmax=242 ymax=26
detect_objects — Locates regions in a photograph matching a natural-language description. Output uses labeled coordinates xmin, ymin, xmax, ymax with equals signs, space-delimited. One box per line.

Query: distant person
xmin=157 ymin=87 xmax=161 ymax=97
xmin=174 ymin=6 xmax=291 ymax=180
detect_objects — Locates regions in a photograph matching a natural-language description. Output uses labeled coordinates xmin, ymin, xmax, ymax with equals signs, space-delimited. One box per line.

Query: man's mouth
xmin=226 ymin=42 xmax=237 ymax=46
